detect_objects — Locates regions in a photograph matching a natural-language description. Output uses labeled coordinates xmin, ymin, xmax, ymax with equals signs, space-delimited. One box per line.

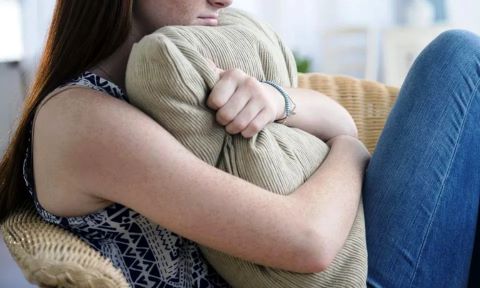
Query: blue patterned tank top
xmin=23 ymin=72 xmax=230 ymax=288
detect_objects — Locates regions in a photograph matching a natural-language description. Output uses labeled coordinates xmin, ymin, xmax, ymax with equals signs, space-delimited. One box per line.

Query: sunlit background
xmin=1 ymin=0 xmax=479 ymax=286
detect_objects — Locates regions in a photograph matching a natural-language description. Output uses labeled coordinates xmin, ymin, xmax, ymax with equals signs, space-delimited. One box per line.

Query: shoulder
xmin=36 ymin=86 xmax=127 ymax=123
xmin=35 ymin=86 xmax=152 ymax=146
xmin=32 ymin=86 xmax=157 ymax=216
xmin=34 ymin=86 xmax=138 ymax=168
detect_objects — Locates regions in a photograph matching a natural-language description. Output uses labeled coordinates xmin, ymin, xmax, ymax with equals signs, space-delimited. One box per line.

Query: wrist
xmin=262 ymin=82 xmax=286 ymax=120
xmin=261 ymin=80 xmax=296 ymax=124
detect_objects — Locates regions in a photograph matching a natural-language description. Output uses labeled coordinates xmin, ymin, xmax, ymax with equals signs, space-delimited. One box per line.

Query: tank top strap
xmin=60 ymin=71 xmax=128 ymax=102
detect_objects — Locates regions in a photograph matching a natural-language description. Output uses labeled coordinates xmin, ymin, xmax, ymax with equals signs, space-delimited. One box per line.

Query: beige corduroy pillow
xmin=125 ymin=8 xmax=367 ymax=288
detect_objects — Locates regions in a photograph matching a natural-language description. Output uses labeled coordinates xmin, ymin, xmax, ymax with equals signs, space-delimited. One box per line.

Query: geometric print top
xmin=22 ymin=72 xmax=231 ymax=288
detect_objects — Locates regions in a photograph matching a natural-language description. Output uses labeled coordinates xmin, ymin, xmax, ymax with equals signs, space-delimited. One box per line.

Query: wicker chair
xmin=0 ymin=73 xmax=399 ymax=288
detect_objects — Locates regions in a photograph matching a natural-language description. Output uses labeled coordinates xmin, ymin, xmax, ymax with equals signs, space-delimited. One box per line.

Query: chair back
xmin=1 ymin=202 xmax=129 ymax=288
xmin=298 ymin=73 xmax=399 ymax=152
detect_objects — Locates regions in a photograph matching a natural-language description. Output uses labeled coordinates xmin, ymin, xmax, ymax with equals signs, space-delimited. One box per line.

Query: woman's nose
xmin=208 ymin=0 xmax=233 ymax=8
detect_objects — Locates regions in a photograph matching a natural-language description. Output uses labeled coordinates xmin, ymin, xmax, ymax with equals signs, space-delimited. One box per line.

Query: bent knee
xmin=430 ymin=29 xmax=480 ymax=57
xmin=436 ymin=29 xmax=479 ymax=44
xmin=413 ymin=29 xmax=480 ymax=73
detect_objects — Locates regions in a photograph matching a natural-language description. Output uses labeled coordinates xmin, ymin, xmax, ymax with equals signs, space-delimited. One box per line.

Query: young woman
xmin=0 ymin=1 xmax=478 ymax=287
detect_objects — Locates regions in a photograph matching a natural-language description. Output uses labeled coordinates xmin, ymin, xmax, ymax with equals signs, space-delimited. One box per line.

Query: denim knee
xmin=435 ymin=29 xmax=479 ymax=45
xmin=427 ymin=29 xmax=480 ymax=62
xmin=400 ymin=29 xmax=480 ymax=111
xmin=408 ymin=29 xmax=480 ymax=88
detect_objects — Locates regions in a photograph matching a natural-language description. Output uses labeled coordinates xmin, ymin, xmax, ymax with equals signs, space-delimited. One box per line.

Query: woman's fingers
xmin=206 ymin=58 xmax=224 ymax=75
xmin=207 ymin=68 xmax=279 ymax=138
xmin=216 ymin=86 xmax=251 ymax=126
xmin=206 ymin=58 xmax=217 ymax=70
xmin=224 ymin=97 xmax=263 ymax=135
xmin=241 ymin=109 xmax=273 ymax=138
xmin=207 ymin=69 xmax=244 ymax=110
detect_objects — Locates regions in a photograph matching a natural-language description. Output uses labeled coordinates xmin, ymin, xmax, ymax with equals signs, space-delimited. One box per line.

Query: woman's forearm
xmin=284 ymin=88 xmax=358 ymax=141
xmin=290 ymin=135 xmax=369 ymax=269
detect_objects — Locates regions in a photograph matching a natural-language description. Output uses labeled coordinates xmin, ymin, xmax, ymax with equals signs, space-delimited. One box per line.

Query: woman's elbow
xmin=303 ymin=247 xmax=338 ymax=274
xmin=342 ymin=124 xmax=359 ymax=139
xmin=343 ymin=114 xmax=359 ymax=139
xmin=324 ymin=124 xmax=358 ymax=143
xmin=325 ymin=115 xmax=359 ymax=142
xmin=338 ymin=105 xmax=359 ymax=139
xmin=351 ymin=122 xmax=359 ymax=139
xmin=298 ymin=255 xmax=332 ymax=274
xmin=293 ymin=227 xmax=340 ymax=274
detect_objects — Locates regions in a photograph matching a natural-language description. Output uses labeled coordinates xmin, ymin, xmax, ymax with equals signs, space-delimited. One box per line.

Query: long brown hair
xmin=0 ymin=0 xmax=133 ymax=222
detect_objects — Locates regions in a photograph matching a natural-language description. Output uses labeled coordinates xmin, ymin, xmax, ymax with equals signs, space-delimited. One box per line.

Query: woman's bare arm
xmin=283 ymin=87 xmax=359 ymax=141
xmin=33 ymin=88 xmax=369 ymax=273
xmin=206 ymin=69 xmax=357 ymax=141
xmin=291 ymin=134 xmax=370 ymax=267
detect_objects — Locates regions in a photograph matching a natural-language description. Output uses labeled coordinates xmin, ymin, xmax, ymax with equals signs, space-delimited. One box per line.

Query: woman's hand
xmin=207 ymin=68 xmax=286 ymax=138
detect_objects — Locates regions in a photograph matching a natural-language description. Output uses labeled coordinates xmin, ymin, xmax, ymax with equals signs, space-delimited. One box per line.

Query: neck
xmin=91 ymin=24 xmax=145 ymax=92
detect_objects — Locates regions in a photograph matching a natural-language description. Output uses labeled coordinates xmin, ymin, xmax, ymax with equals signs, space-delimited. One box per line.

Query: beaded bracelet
xmin=261 ymin=80 xmax=297 ymax=125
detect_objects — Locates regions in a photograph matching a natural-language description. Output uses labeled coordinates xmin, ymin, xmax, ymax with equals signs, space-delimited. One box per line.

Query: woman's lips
xmin=197 ymin=16 xmax=219 ymax=26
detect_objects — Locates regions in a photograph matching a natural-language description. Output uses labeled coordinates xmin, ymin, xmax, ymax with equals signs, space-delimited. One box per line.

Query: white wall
xmin=0 ymin=0 xmax=23 ymax=62
xmin=0 ymin=59 xmax=29 ymax=284
xmin=232 ymin=0 xmax=395 ymax=73
xmin=446 ymin=0 xmax=480 ymax=33
xmin=0 ymin=63 xmax=23 ymax=154
xmin=0 ymin=0 xmax=54 ymax=155
xmin=20 ymin=0 xmax=55 ymax=85
xmin=233 ymin=0 xmax=480 ymax=79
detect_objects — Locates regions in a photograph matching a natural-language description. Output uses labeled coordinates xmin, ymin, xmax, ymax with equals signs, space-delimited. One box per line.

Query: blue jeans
xmin=363 ymin=30 xmax=480 ymax=288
